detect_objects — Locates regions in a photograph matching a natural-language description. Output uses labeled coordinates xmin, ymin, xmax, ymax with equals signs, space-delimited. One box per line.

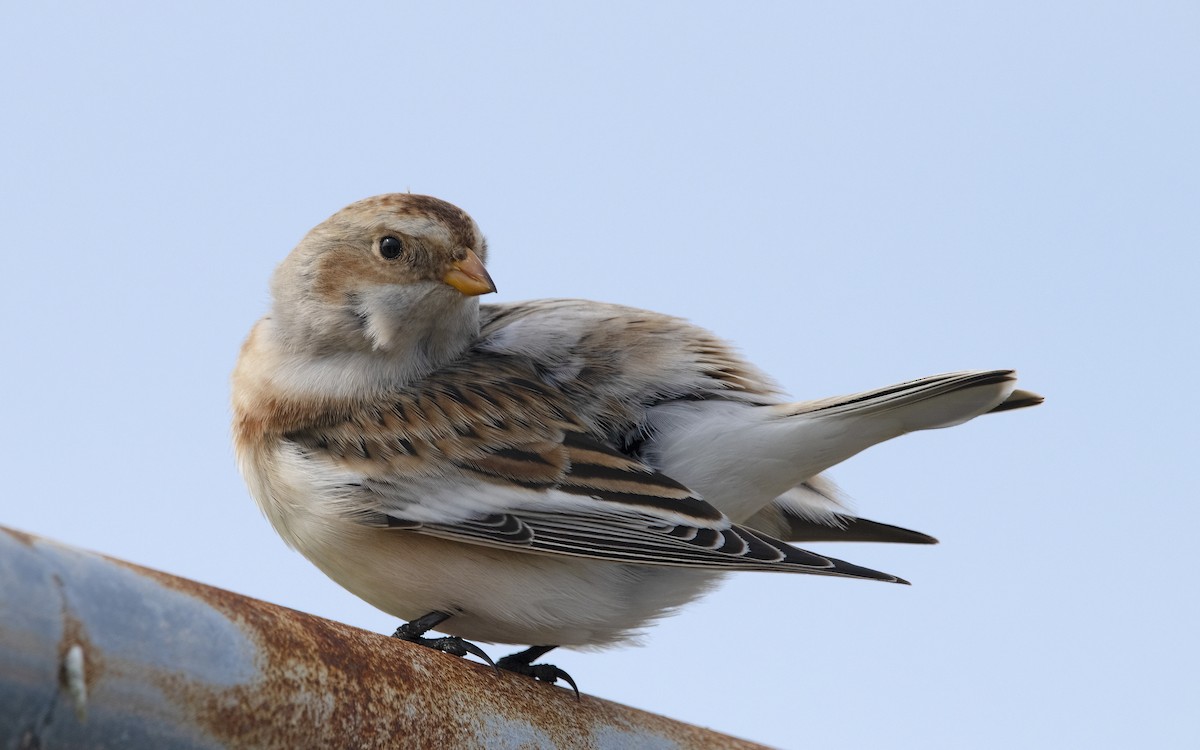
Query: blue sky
xmin=2 ymin=3 xmax=1197 ymax=747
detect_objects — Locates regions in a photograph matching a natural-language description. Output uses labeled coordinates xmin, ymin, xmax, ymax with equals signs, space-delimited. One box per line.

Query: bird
xmin=232 ymin=193 xmax=1042 ymax=692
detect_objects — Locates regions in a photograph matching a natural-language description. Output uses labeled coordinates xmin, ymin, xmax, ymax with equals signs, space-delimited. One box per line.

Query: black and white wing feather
xmin=282 ymin=351 xmax=905 ymax=583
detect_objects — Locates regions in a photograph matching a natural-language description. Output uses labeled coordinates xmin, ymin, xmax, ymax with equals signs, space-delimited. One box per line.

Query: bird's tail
xmin=739 ymin=375 xmax=1042 ymax=539
xmin=783 ymin=369 xmax=1036 ymax=428
xmin=643 ymin=369 xmax=1041 ymax=523
xmin=768 ymin=370 xmax=1039 ymax=477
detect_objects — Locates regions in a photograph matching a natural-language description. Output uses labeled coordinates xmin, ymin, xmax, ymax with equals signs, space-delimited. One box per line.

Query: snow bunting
xmin=232 ymin=193 xmax=1042 ymax=688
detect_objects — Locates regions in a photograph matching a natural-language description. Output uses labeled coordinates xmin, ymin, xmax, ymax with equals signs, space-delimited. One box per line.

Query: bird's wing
xmin=280 ymin=351 xmax=903 ymax=582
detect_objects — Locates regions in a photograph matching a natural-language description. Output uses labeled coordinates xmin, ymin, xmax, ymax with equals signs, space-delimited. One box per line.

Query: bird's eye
xmin=379 ymin=236 xmax=404 ymax=260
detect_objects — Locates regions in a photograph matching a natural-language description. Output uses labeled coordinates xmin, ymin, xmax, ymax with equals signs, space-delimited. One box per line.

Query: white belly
xmin=272 ymin=509 xmax=723 ymax=647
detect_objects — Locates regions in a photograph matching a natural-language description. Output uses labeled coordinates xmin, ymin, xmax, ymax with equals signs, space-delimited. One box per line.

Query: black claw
xmin=497 ymin=646 xmax=580 ymax=699
xmin=530 ymin=665 xmax=578 ymax=700
xmin=451 ymin=638 xmax=499 ymax=672
xmin=391 ymin=612 xmax=497 ymax=671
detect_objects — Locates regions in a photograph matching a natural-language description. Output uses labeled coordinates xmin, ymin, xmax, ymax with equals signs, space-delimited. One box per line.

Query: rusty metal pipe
xmin=0 ymin=526 xmax=769 ymax=749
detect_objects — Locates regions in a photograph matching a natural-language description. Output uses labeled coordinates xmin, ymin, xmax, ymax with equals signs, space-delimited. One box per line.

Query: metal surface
xmin=0 ymin=526 xmax=770 ymax=749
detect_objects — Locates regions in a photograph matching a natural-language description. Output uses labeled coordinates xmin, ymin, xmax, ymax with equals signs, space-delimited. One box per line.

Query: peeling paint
xmin=62 ymin=644 xmax=87 ymax=721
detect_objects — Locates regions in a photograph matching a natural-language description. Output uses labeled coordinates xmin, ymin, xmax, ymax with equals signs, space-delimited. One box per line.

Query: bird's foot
xmin=391 ymin=611 xmax=497 ymax=671
xmin=497 ymin=645 xmax=579 ymax=699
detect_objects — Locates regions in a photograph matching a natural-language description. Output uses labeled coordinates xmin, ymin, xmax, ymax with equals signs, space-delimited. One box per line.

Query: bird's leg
xmin=497 ymin=645 xmax=579 ymax=699
xmin=391 ymin=611 xmax=497 ymax=671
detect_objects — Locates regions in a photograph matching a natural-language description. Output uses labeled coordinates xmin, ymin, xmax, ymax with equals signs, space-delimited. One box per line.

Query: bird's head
xmin=269 ymin=194 xmax=496 ymax=361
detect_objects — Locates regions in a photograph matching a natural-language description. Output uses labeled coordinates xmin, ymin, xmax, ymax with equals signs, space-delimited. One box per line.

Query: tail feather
xmin=767 ymin=370 xmax=1030 ymax=484
xmin=643 ymin=369 xmax=1040 ymax=525
xmin=782 ymin=514 xmax=938 ymax=545
xmin=989 ymin=388 xmax=1045 ymax=413
xmin=740 ymin=477 xmax=937 ymax=544
xmin=788 ymin=370 xmax=1021 ymax=431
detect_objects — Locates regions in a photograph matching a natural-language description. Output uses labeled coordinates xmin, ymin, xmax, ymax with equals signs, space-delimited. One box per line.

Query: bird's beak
xmin=442 ymin=249 xmax=497 ymax=296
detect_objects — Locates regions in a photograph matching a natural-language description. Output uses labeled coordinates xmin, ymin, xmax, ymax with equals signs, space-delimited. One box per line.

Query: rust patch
xmin=105 ymin=555 xmax=767 ymax=749
xmin=2 ymin=526 xmax=37 ymax=547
